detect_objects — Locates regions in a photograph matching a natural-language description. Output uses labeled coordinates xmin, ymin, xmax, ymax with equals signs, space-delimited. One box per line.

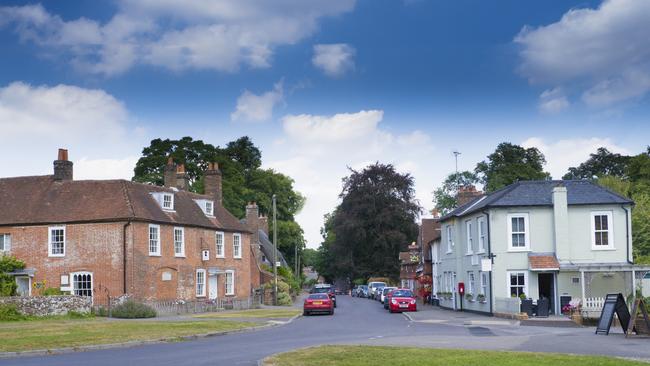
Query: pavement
xmin=2 ymin=296 xmax=649 ymax=366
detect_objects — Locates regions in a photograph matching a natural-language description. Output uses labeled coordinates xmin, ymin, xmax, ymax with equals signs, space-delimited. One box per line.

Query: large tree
xmin=432 ymin=171 xmax=480 ymax=215
xmin=475 ymin=142 xmax=550 ymax=192
xmin=132 ymin=136 xmax=306 ymax=267
xmin=563 ymin=147 xmax=631 ymax=180
xmin=320 ymin=163 xmax=420 ymax=284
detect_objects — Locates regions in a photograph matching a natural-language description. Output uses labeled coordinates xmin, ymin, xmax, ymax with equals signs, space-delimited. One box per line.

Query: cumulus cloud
xmin=231 ymin=81 xmax=284 ymax=122
xmin=312 ymin=43 xmax=356 ymax=77
xmin=268 ymin=110 xmax=435 ymax=246
xmin=515 ymin=0 xmax=650 ymax=107
xmin=0 ymin=82 xmax=143 ymax=179
xmin=0 ymin=1 xmax=355 ymax=75
xmin=521 ymin=137 xmax=632 ymax=179
xmin=538 ymin=88 xmax=569 ymax=114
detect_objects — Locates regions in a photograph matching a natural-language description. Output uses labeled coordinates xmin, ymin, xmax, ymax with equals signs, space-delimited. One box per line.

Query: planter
xmin=520 ymin=299 xmax=534 ymax=317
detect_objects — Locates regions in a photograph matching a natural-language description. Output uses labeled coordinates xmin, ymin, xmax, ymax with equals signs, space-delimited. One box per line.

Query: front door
xmin=15 ymin=277 xmax=30 ymax=296
xmin=538 ymin=273 xmax=555 ymax=315
xmin=208 ymin=275 xmax=218 ymax=300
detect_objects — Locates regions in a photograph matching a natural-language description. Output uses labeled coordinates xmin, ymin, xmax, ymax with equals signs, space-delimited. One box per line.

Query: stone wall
xmin=0 ymin=295 xmax=92 ymax=316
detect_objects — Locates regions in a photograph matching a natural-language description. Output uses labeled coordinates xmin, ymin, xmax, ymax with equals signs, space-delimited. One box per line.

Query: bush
xmin=0 ymin=255 xmax=26 ymax=297
xmin=111 ymin=300 xmax=157 ymax=319
xmin=0 ymin=304 xmax=26 ymax=321
xmin=42 ymin=287 xmax=66 ymax=296
xmin=276 ymin=292 xmax=292 ymax=306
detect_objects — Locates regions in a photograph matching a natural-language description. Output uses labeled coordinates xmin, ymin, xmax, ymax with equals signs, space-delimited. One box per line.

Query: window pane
xmin=595 ymin=232 xmax=602 ymax=245
xmin=601 ymin=232 xmax=608 ymax=246
xmin=510 ymin=274 xmax=517 ymax=286
xmin=594 ymin=216 xmax=601 ymax=231
xmin=601 ymin=215 xmax=608 ymax=230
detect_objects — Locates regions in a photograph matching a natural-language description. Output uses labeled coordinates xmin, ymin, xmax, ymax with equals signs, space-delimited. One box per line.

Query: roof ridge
xmin=584 ymin=179 xmax=633 ymax=203
xmin=121 ymin=180 xmax=137 ymax=219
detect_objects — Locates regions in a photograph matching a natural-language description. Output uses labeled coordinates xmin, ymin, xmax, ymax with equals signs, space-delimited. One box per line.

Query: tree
xmin=563 ymin=147 xmax=631 ymax=180
xmin=321 ymin=163 xmax=420 ymax=284
xmin=301 ymin=248 xmax=319 ymax=267
xmin=0 ymin=255 xmax=25 ymax=296
xmin=475 ymin=142 xmax=550 ymax=192
xmin=432 ymin=171 xmax=480 ymax=215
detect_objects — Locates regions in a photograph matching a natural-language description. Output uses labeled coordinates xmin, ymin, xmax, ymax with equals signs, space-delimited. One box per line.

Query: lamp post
xmin=272 ymin=194 xmax=278 ymax=306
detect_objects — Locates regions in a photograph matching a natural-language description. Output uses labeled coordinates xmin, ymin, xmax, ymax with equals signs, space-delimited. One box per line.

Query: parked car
xmin=368 ymin=281 xmax=386 ymax=299
xmin=387 ymin=288 xmax=417 ymax=313
xmin=380 ymin=287 xmax=396 ymax=304
xmin=311 ymin=284 xmax=337 ymax=307
xmin=303 ymin=293 xmax=334 ymax=316
xmin=351 ymin=286 xmax=358 ymax=297
xmin=384 ymin=288 xmax=394 ymax=309
xmin=357 ymin=285 xmax=369 ymax=298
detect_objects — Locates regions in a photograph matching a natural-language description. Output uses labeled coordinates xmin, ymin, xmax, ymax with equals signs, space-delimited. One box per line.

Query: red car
xmin=303 ymin=293 xmax=334 ymax=316
xmin=387 ymin=288 xmax=417 ymax=313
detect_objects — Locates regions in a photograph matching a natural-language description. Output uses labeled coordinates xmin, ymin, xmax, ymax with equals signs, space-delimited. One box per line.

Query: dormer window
xmin=205 ymin=201 xmax=214 ymax=216
xmin=162 ymin=193 xmax=174 ymax=210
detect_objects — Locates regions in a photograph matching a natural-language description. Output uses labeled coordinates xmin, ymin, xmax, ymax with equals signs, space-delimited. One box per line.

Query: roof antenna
xmin=452 ymin=150 xmax=461 ymax=189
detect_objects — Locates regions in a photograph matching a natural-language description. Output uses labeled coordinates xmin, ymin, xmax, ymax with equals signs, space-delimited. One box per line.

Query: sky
xmin=1 ymin=0 xmax=649 ymax=248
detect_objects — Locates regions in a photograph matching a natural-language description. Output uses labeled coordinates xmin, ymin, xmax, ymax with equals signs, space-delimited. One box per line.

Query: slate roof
xmin=258 ymin=229 xmax=288 ymax=267
xmin=0 ymin=175 xmax=249 ymax=232
xmin=439 ymin=180 xmax=633 ymax=221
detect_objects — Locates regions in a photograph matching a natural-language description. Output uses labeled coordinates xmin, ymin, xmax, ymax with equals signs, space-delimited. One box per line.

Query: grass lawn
xmin=0 ymin=317 xmax=256 ymax=352
xmin=263 ymin=345 xmax=647 ymax=366
xmin=193 ymin=309 xmax=301 ymax=319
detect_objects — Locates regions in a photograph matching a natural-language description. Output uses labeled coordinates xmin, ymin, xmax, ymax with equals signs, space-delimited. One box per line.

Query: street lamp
xmin=272 ymin=194 xmax=278 ymax=306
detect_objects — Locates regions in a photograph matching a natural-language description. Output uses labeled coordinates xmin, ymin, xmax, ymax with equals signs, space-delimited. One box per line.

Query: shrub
xmin=0 ymin=255 xmax=26 ymax=297
xmin=276 ymin=292 xmax=292 ymax=306
xmin=0 ymin=304 xmax=26 ymax=321
xmin=67 ymin=310 xmax=93 ymax=319
xmin=42 ymin=287 xmax=66 ymax=296
xmin=111 ymin=300 xmax=157 ymax=319
xmin=93 ymin=306 xmax=109 ymax=317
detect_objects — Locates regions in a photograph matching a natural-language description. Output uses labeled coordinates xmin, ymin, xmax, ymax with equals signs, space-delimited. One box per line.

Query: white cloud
xmin=312 ymin=43 xmax=356 ymax=77
xmin=0 ymin=1 xmax=356 ymax=75
xmin=538 ymin=88 xmax=569 ymax=114
xmin=521 ymin=137 xmax=632 ymax=179
xmin=0 ymin=82 xmax=143 ymax=179
xmin=268 ymin=110 xmax=435 ymax=247
xmin=231 ymin=81 xmax=284 ymax=122
xmin=515 ymin=0 xmax=650 ymax=107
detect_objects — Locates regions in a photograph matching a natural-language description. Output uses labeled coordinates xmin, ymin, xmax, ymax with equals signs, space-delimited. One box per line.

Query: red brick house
xmin=0 ymin=149 xmax=253 ymax=304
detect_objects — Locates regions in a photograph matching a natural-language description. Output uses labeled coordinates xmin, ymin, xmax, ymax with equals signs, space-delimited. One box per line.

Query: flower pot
xmin=520 ymin=299 xmax=534 ymax=317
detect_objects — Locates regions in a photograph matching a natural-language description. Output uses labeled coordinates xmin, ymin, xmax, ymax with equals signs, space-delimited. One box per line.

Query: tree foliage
xmin=0 ymin=255 xmax=25 ymax=297
xmin=563 ymin=147 xmax=631 ymax=180
xmin=475 ymin=142 xmax=550 ymax=192
xmin=432 ymin=171 xmax=480 ymax=215
xmin=132 ymin=136 xmax=306 ymax=266
xmin=316 ymin=163 xmax=420 ymax=284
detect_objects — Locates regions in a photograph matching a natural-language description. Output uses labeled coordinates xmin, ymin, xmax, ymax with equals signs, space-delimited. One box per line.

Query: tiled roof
xmin=0 ymin=175 xmax=248 ymax=232
xmin=529 ymin=253 xmax=560 ymax=271
xmin=439 ymin=180 xmax=633 ymax=221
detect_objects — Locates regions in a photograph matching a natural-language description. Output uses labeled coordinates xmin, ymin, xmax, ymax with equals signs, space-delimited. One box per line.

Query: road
xmin=3 ymin=296 xmax=650 ymax=365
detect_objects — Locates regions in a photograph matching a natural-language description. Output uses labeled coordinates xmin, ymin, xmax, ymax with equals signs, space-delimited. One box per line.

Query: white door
xmin=16 ymin=277 xmax=30 ymax=296
xmin=208 ymin=275 xmax=218 ymax=300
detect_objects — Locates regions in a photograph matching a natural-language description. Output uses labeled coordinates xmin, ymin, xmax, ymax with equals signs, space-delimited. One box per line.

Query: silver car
xmin=380 ymin=287 xmax=396 ymax=304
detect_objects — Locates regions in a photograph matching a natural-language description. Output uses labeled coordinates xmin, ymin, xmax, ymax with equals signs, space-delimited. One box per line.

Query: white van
xmin=368 ymin=281 xmax=386 ymax=299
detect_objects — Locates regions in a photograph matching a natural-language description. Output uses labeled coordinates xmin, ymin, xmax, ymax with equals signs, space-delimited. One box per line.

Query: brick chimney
xmin=258 ymin=215 xmax=269 ymax=235
xmin=53 ymin=148 xmax=73 ymax=181
xmin=163 ymin=157 xmax=176 ymax=188
xmin=456 ymin=185 xmax=482 ymax=206
xmin=246 ymin=202 xmax=260 ymax=245
xmin=204 ymin=162 xmax=222 ymax=205
xmin=175 ymin=164 xmax=189 ymax=191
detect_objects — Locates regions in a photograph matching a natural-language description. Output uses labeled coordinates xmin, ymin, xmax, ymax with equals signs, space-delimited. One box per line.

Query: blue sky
xmin=1 ymin=0 xmax=648 ymax=247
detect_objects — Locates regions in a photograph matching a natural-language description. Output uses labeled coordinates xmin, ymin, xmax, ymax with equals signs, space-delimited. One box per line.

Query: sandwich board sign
xmin=595 ymin=293 xmax=631 ymax=335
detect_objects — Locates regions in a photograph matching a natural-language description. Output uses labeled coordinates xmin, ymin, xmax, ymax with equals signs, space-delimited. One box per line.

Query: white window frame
xmin=233 ymin=233 xmax=242 ymax=259
xmin=507 ymin=213 xmax=530 ymax=252
xmin=173 ymin=227 xmax=185 ymax=257
xmin=215 ymin=231 xmax=225 ymax=258
xmin=196 ymin=269 xmax=206 ymax=297
xmin=446 ymin=225 xmax=454 ymax=253
xmin=465 ymin=220 xmax=473 ymax=255
xmin=70 ymin=271 xmax=93 ymax=299
xmin=591 ymin=211 xmax=615 ymax=250
xmin=205 ymin=201 xmax=214 ymax=216
xmin=148 ymin=224 xmax=161 ymax=256
xmin=48 ymin=226 xmax=66 ymax=257
xmin=468 ymin=271 xmax=475 ymax=295
xmin=0 ymin=233 xmax=11 ymax=252
xmin=480 ymin=271 xmax=488 ymax=296
xmin=506 ymin=271 xmax=528 ymax=298
xmin=162 ymin=193 xmax=174 ymax=210
xmin=477 ymin=216 xmax=486 ymax=253
xmin=225 ymin=270 xmax=235 ymax=296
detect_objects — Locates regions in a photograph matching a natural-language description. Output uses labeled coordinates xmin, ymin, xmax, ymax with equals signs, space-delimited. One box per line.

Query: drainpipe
xmin=622 ymin=206 xmax=633 ymax=264
xmin=483 ymin=210 xmax=493 ymax=316
xmin=123 ymin=220 xmax=131 ymax=294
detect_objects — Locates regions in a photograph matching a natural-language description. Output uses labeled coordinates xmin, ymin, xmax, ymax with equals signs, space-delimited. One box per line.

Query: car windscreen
xmin=311 ymin=287 xmax=330 ymax=293
xmin=383 ymin=288 xmax=395 ymax=294
xmin=370 ymin=282 xmax=386 ymax=288
xmin=360 ymin=285 xmax=368 ymax=290
xmin=308 ymin=294 xmax=329 ymax=299
xmin=391 ymin=290 xmax=413 ymax=297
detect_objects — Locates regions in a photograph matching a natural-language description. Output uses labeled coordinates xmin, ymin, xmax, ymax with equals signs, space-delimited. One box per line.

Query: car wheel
xmin=303 ymin=310 xmax=309 ymax=316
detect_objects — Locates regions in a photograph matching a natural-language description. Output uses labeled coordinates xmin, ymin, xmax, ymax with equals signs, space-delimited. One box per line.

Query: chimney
xmin=204 ymin=162 xmax=222 ymax=205
xmin=53 ymin=148 xmax=73 ymax=181
xmin=258 ymin=215 xmax=269 ymax=236
xmin=456 ymin=185 xmax=482 ymax=206
xmin=246 ymin=202 xmax=260 ymax=245
xmin=553 ymin=184 xmax=569 ymax=261
xmin=175 ymin=164 xmax=189 ymax=191
xmin=163 ymin=157 xmax=176 ymax=188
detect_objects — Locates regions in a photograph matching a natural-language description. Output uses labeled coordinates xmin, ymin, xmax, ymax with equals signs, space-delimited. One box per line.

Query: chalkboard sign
xmin=596 ymin=293 xmax=630 ymax=335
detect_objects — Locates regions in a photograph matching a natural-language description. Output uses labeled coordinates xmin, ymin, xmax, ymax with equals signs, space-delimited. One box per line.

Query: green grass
xmin=193 ymin=309 xmax=301 ymax=319
xmin=0 ymin=318 xmax=256 ymax=352
xmin=263 ymin=346 xmax=647 ymax=366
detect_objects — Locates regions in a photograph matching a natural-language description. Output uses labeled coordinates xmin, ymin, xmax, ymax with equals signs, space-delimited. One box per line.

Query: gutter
xmin=482 ymin=210 xmax=494 ymax=316
xmin=623 ymin=206 xmax=633 ymax=264
xmin=122 ymin=220 xmax=131 ymax=294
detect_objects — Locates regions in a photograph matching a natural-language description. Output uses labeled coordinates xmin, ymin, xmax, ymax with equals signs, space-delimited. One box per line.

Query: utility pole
xmin=272 ymin=194 xmax=278 ymax=306
xmin=453 ymin=150 xmax=461 ymax=189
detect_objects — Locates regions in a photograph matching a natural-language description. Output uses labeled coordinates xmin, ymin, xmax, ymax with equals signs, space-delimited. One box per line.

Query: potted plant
xmin=465 ymin=293 xmax=474 ymax=302
xmin=477 ymin=294 xmax=486 ymax=303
